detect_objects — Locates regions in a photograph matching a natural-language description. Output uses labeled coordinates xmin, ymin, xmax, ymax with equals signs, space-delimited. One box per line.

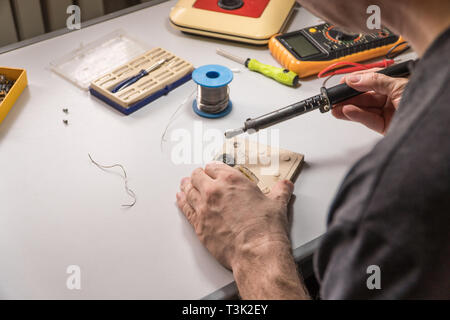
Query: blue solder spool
xmin=192 ymin=65 xmax=233 ymax=119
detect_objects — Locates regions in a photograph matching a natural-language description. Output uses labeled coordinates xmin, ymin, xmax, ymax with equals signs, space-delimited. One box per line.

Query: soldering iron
xmin=225 ymin=59 xmax=417 ymax=139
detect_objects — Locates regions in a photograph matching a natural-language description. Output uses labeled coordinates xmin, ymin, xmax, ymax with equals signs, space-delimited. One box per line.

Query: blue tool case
xmin=89 ymin=47 xmax=194 ymax=115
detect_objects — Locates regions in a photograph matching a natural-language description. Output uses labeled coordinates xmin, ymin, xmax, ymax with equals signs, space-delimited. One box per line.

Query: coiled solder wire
xmin=196 ymin=85 xmax=230 ymax=114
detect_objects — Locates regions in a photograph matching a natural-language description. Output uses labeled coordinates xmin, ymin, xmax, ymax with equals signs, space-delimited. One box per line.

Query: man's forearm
xmin=232 ymin=240 xmax=310 ymax=300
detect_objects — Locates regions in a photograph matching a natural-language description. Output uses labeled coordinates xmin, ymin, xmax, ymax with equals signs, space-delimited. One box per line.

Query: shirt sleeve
xmin=314 ymin=127 xmax=450 ymax=299
xmin=314 ymin=34 xmax=450 ymax=299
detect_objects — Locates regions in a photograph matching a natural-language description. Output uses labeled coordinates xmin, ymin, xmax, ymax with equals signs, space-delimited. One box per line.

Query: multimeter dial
xmin=326 ymin=26 xmax=360 ymax=42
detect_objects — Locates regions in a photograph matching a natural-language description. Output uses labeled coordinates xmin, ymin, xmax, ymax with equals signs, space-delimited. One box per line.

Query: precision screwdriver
xmin=225 ymin=59 xmax=417 ymax=139
xmin=216 ymin=49 xmax=299 ymax=87
xmin=111 ymin=57 xmax=173 ymax=93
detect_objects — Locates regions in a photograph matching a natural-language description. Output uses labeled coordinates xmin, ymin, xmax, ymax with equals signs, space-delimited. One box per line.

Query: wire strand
xmin=321 ymin=74 xmax=335 ymax=87
xmin=88 ymin=153 xmax=136 ymax=208
xmin=160 ymin=88 xmax=197 ymax=151
xmin=385 ymin=41 xmax=410 ymax=59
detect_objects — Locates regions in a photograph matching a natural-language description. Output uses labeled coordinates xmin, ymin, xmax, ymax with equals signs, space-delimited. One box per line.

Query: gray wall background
xmin=1 ymin=0 xmax=156 ymax=47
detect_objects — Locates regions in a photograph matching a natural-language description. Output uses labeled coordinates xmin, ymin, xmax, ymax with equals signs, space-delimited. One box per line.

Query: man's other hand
xmin=176 ymin=162 xmax=294 ymax=270
xmin=332 ymin=69 xmax=409 ymax=135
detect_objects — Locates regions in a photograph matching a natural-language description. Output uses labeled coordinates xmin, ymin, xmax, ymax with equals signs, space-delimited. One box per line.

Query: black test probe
xmin=225 ymin=59 xmax=417 ymax=139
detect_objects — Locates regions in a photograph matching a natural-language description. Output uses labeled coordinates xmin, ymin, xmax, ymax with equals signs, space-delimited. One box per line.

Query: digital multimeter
xmin=269 ymin=23 xmax=405 ymax=78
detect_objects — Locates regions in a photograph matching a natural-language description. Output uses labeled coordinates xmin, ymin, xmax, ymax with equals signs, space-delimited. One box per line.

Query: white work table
xmin=0 ymin=0 xmax=385 ymax=299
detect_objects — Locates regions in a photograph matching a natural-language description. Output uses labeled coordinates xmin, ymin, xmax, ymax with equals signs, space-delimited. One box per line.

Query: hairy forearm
xmin=232 ymin=240 xmax=310 ymax=300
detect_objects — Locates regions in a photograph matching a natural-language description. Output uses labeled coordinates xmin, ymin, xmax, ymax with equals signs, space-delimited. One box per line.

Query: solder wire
xmin=160 ymin=88 xmax=197 ymax=151
xmin=196 ymin=85 xmax=230 ymax=114
xmin=88 ymin=153 xmax=136 ymax=208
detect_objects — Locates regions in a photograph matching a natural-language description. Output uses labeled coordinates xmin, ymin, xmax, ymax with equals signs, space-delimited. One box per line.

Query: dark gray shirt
xmin=314 ymin=28 xmax=450 ymax=299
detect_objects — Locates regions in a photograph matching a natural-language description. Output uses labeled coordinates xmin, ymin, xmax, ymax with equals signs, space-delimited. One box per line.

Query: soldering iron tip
xmin=224 ymin=127 xmax=245 ymax=139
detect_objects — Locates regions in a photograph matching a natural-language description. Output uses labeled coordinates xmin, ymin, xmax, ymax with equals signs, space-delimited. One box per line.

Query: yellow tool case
xmin=0 ymin=67 xmax=28 ymax=125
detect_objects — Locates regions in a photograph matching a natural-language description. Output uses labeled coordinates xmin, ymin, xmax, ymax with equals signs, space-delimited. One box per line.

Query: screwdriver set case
xmin=49 ymin=31 xmax=194 ymax=115
xmin=89 ymin=47 xmax=194 ymax=115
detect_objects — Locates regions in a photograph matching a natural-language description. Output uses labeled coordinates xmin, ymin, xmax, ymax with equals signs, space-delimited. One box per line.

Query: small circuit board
xmin=216 ymin=138 xmax=304 ymax=193
xmin=89 ymin=48 xmax=194 ymax=115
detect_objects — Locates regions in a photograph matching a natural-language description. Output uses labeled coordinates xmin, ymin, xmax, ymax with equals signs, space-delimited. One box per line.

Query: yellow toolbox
xmin=0 ymin=67 xmax=28 ymax=125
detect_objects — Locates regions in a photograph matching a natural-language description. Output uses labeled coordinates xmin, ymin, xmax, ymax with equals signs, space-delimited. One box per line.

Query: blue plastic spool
xmin=191 ymin=65 xmax=233 ymax=119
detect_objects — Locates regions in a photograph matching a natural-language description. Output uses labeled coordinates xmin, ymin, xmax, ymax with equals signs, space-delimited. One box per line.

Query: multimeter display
xmin=283 ymin=34 xmax=321 ymax=58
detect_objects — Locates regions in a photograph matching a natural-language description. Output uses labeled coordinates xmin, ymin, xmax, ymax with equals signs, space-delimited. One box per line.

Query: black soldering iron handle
xmin=325 ymin=59 xmax=417 ymax=106
xmin=244 ymin=94 xmax=327 ymax=132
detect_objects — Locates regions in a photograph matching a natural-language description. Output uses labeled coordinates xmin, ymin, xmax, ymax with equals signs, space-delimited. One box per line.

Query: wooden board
xmin=216 ymin=138 xmax=304 ymax=194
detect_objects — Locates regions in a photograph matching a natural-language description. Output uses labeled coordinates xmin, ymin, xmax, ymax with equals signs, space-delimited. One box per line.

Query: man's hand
xmin=332 ymin=69 xmax=409 ymax=135
xmin=176 ymin=162 xmax=308 ymax=299
xmin=176 ymin=162 xmax=293 ymax=269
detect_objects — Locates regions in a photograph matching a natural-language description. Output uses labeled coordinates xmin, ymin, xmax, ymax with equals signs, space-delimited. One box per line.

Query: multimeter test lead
xmin=216 ymin=49 xmax=299 ymax=87
xmin=225 ymin=59 xmax=417 ymax=139
xmin=111 ymin=57 xmax=173 ymax=93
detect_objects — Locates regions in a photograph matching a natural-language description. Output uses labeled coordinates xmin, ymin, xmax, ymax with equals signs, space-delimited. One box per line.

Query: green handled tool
xmin=216 ymin=49 xmax=299 ymax=87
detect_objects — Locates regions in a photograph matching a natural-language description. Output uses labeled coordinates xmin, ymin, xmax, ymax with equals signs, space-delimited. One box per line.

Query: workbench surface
xmin=0 ymin=0 xmax=389 ymax=299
